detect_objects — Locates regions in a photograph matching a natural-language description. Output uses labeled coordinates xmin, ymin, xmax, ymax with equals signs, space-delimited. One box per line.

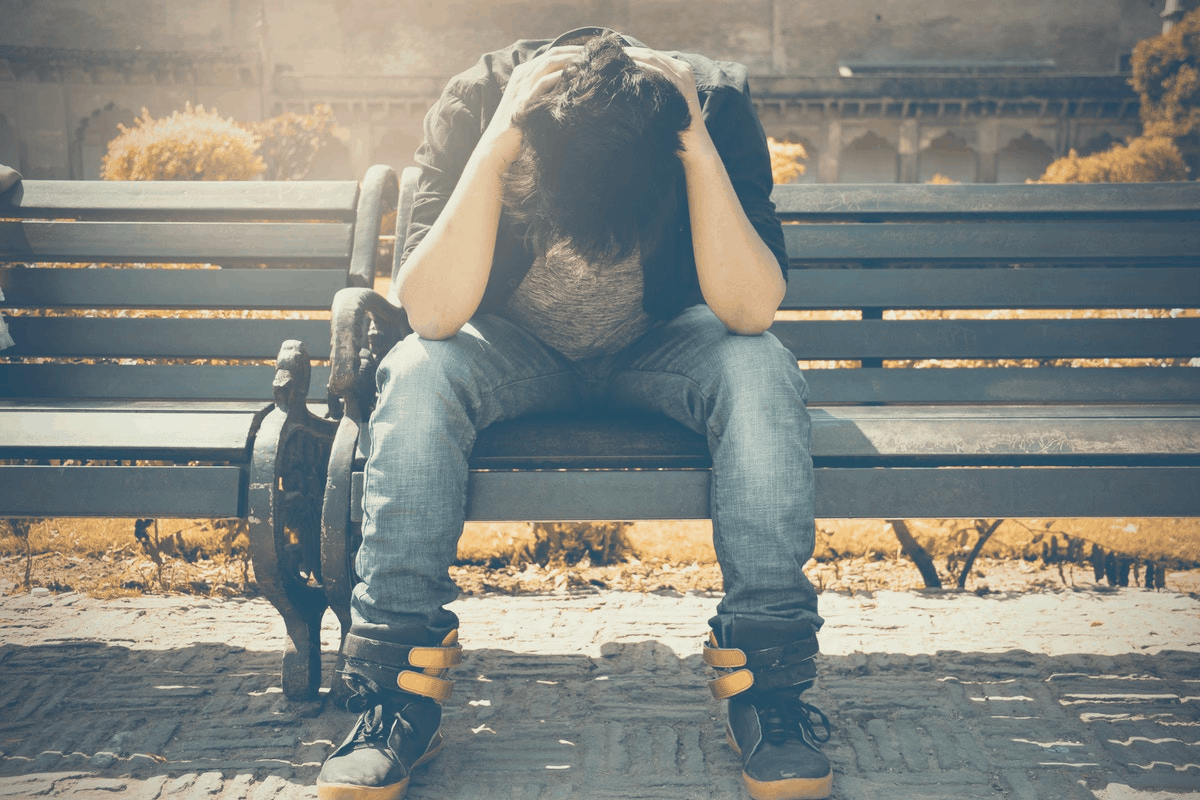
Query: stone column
xmin=819 ymin=119 xmax=841 ymax=183
xmin=976 ymin=120 xmax=999 ymax=184
xmin=1162 ymin=0 xmax=1199 ymax=33
xmin=898 ymin=119 xmax=919 ymax=183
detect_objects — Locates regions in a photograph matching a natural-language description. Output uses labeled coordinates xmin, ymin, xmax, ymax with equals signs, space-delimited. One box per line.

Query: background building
xmin=1 ymin=0 xmax=1190 ymax=182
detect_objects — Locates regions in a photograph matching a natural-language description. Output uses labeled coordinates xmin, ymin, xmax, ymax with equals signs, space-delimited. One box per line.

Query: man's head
xmin=503 ymin=33 xmax=692 ymax=264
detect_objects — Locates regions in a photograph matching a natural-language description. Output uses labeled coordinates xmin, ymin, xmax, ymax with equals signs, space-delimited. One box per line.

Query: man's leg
xmin=606 ymin=304 xmax=831 ymax=800
xmin=319 ymin=315 xmax=580 ymax=800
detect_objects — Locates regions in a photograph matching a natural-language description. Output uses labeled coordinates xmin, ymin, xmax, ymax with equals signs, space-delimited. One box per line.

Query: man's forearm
xmin=682 ymin=142 xmax=786 ymax=335
xmin=394 ymin=147 xmax=509 ymax=340
xmin=396 ymin=45 xmax=582 ymax=341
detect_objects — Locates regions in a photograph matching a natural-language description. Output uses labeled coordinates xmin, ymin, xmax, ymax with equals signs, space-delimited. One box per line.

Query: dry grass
xmin=0 ymin=517 xmax=252 ymax=598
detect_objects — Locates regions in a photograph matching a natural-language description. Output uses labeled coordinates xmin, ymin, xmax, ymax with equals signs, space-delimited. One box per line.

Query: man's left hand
xmin=624 ymin=48 xmax=712 ymax=154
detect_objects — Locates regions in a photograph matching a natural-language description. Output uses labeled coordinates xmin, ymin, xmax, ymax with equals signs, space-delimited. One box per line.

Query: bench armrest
xmin=328 ymin=287 xmax=410 ymax=422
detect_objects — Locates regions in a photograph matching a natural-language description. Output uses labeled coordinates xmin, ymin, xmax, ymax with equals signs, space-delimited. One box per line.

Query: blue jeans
xmin=352 ymin=304 xmax=821 ymax=643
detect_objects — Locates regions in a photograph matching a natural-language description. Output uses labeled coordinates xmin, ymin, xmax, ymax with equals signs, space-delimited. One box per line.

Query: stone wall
xmin=0 ymin=0 xmax=1177 ymax=180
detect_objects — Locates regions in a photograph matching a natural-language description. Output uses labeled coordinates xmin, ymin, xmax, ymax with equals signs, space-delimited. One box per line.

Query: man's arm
xmin=396 ymin=47 xmax=581 ymax=340
xmin=628 ymin=50 xmax=786 ymax=336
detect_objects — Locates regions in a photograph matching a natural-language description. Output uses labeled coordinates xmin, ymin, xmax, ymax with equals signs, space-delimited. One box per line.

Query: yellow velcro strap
xmin=702 ymin=643 xmax=747 ymax=669
xmin=397 ymin=670 xmax=455 ymax=702
xmin=409 ymin=644 xmax=463 ymax=670
xmin=708 ymin=669 xmax=754 ymax=700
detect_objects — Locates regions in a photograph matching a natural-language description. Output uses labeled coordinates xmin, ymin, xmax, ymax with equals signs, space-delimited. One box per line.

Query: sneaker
xmin=726 ymin=690 xmax=833 ymax=800
xmin=316 ymin=695 xmax=443 ymax=800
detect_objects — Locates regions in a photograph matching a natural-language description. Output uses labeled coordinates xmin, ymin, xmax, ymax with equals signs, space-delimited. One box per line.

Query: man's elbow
xmin=715 ymin=302 xmax=779 ymax=336
xmin=406 ymin=311 xmax=464 ymax=341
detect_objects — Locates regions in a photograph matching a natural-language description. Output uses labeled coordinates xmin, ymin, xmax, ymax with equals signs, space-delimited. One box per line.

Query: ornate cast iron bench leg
xmin=248 ymin=340 xmax=338 ymax=700
xmin=321 ymin=414 xmax=361 ymax=709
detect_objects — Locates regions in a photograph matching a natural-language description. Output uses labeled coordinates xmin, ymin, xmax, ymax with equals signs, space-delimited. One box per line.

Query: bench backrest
xmin=767 ymin=181 xmax=1200 ymax=406
xmin=1 ymin=166 xmax=398 ymax=402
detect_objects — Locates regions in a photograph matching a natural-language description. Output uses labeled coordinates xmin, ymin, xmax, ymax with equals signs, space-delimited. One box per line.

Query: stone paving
xmin=1 ymin=588 xmax=1198 ymax=799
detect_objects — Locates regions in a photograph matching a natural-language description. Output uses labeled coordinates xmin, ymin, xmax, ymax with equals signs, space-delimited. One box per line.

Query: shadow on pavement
xmin=0 ymin=639 xmax=1197 ymax=799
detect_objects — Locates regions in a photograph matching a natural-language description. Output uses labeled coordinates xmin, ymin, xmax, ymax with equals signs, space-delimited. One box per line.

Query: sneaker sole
xmin=316 ymin=735 xmax=443 ymax=800
xmin=726 ymin=729 xmax=833 ymax=800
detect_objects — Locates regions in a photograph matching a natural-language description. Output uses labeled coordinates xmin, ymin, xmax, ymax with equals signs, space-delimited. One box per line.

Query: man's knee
xmin=708 ymin=332 xmax=809 ymax=405
xmin=377 ymin=332 xmax=479 ymax=401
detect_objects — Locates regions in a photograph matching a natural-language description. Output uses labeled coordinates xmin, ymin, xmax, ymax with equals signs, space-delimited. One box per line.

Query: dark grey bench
xmin=0 ymin=167 xmax=398 ymax=698
xmin=300 ymin=168 xmax=1200 ymax=702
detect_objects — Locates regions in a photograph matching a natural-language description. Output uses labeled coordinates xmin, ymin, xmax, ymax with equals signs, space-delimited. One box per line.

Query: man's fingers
xmin=529 ymin=69 xmax=566 ymax=99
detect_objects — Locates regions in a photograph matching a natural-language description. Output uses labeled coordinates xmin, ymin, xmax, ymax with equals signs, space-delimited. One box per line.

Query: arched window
xmin=1078 ymin=131 xmax=1120 ymax=157
xmin=996 ymin=132 xmax=1055 ymax=183
xmin=75 ymin=103 xmax=135 ymax=179
xmin=840 ymin=131 xmax=897 ymax=183
xmin=919 ymin=132 xmax=976 ymax=184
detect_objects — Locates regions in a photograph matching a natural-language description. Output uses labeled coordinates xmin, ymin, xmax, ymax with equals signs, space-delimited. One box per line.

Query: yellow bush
xmin=1034 ymin=135 xmax=1188 ymax=183
xmin=101 ymin=103 xmax=265 ymax=181
xmin=1130 ymin=7 xmax=1200 ymax=143
xmin=768 ymin=137 xmax=808 ymax=185
xmin=252 ymin=103 xmax=349 ymax=181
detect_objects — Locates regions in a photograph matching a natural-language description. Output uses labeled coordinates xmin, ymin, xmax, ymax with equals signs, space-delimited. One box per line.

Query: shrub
xmin=251 ymin=103 xmax=350 ymax=181
xmin=767 ymin=137 xmax=808 ymax=184
xmin=101 ymin=103 xmax=265 ymax=181
xmin=1035 ymin=135 xmax=1188 ymax=183
xmin=1130 ymin=7 xmax=1200 ymax=144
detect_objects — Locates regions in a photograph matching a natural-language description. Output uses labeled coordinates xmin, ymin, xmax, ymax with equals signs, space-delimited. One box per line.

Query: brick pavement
xmin=1 ymin=588 xmax=1198 ymax=799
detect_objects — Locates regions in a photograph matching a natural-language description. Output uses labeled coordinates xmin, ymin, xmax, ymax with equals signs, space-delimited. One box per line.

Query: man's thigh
xmin=603 ymin=304 xmax=807 ymax=429
xmin=374 ymin=313 xmax=586 ymax=430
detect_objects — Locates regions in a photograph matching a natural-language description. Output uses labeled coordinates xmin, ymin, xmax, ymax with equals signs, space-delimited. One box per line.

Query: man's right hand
xmin=481 ymin=46 xmax=582 ymax=165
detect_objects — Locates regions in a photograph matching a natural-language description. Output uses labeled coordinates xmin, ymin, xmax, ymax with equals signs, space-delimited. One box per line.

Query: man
xmin=316 ymin=27 xmax=831 ymax=800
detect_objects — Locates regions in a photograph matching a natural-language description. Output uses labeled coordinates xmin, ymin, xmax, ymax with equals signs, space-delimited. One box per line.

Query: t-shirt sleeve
xmin=400 ymin=80 xmax=485 ymax=267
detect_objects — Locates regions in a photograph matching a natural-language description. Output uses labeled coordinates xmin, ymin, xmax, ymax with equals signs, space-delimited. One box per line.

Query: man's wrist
xmin=679 ymin=129 xmax=721 ymax=170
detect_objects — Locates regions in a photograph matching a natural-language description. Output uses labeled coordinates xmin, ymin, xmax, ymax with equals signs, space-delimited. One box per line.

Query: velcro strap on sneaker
xmin=398 ymin=670 xmax=454 ymax=702
xmin=703 ymin=630 xmax=820 ymax=698
xmin=709 ymin=669 xmax=755 ymax=700
xmin=746 ymin=657 xmax=818 ymax=693
xmin=740 ymin=636 xmax=820 ymax=671
xmin=341 ymin=630 xmax=461 ymax=702
xmin=408 ymin=644 xmax=463 ymax=670
xmin=702 ymin=640 xmax=747 ymax=669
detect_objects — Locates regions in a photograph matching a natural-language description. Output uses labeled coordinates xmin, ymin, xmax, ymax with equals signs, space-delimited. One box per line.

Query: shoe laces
xmin=759 ymin=695 xmax=832 ymax=747
xmin=344 ymin=675 xmax=415 ymax=746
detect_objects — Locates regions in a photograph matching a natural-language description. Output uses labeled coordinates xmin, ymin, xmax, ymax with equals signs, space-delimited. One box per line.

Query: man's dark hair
xmin=503 ymin=33 xmax=692 ymax=263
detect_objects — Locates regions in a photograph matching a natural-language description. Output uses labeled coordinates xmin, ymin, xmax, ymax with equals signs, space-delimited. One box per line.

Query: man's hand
xmin=623 ymin=48 xmax=715 ymax=158
xmin=627 ymin=47 xmax=785 ymax=335
xmin=481 ymin=46 xmax=582 ymax=166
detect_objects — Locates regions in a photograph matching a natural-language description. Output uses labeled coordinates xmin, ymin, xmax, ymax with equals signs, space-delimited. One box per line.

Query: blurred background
xmin=1 ymin=0 xmax=1193 ymax=183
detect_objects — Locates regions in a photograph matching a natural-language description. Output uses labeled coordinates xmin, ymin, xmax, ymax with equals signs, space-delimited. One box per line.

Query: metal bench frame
xmin=0 ymin=167 xmax=399 ymax=698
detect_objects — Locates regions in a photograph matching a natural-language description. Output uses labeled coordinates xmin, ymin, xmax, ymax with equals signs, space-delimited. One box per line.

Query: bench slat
xmin=9 ymin=363 xmax=1192 ymax=405
xmin=450 ymin=466 xmax=1200 ymax=520
xmin=782 ymin=221 xmax=1200 ymax=262
xmin=803 ymin=367 xmax=1200 ymax=405
xmin=2 ymin=180 xmax=360 ymax=219
xmin=0 ymin=465 xmax=245 ymax=517
xmin=467 ymin=406 xmax=1200 ymax=469
xmin=0 ymin=266 xmax=348 ymax=310
xmin=0 ymin=407 xmax=265 ymax=460
xmin=1 ymin=364 xmax=333 ymax=401
xmin=781 ymin=267 xmax=1200 ymax=310
xmin=0 ymin=221 xmax=354 ymax=263
xmin=769 ymin=318 xmax=1200 ymax=360
xmin=771 ymin=182 xmax=1200 ymax=217
xmin=5 ymin=317 xmax=332 ymax=359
